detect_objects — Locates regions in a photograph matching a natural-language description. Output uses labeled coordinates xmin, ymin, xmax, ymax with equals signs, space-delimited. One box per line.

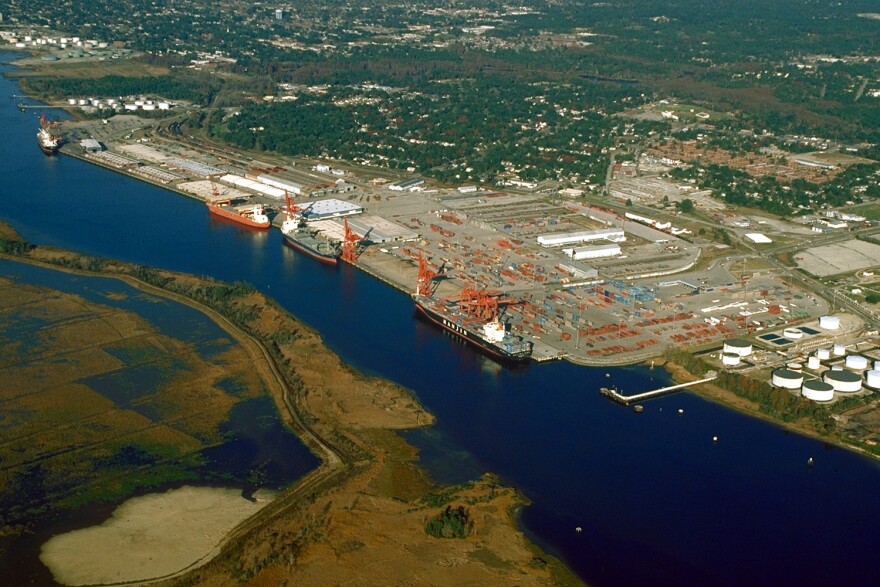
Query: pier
xmin=600 ymin=372 xmax=718 ymax=405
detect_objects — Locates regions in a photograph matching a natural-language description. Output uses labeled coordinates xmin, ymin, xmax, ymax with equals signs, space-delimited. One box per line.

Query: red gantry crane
xmin=340 ymin=217 xmax=363 ymax=264
xmin=416 ymin=252 xmax=439 ymax=297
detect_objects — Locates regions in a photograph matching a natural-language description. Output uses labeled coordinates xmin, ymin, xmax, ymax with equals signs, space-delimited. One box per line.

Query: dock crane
xmin=340 ymin=217 xmax=363 ymax=264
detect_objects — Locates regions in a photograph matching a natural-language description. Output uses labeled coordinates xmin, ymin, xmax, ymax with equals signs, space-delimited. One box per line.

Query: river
xmin=2 ymin=53 xmax=880 ymax=587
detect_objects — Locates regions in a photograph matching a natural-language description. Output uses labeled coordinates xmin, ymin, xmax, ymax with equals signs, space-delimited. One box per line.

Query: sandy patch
xmin=40 ymin=486 xmax=275 ymax=586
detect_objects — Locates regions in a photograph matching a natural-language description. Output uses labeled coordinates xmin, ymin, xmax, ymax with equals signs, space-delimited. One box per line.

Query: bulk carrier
xmin=37 ymin=113 xmax=61 ymax=155
xmin=281 ymin=192 xmax=339 ymax=264
xmin=205 ymin=182 xmax=270 ymax=229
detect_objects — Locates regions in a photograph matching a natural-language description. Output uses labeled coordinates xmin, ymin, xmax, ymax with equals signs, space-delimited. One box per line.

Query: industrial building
xmin=344 ymin=215 xmax=417 ymax=243
xmin=301 ymin=198 xmax=363 ymax=221
xmin=220 ymin=174 xmax=286 ymax=199
xmin=254 ymin=173 xmax=302 ymax=195
xmin=389 ymin=178 xmax=425 ymax=191
xmin=79 ymin=138 xmax=102 ymax=153
xmin=563 ymin=243 xmax=621 ymax=260
xmin=537 ymin=228 xmax=626 ymax=248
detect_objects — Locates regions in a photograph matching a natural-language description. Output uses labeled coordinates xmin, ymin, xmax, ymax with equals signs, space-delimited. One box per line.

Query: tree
xmin=679 ymin=198 xmax=695 ymax=213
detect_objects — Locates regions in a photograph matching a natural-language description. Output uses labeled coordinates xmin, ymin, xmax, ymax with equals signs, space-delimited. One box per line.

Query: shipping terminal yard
xmin=55 ymin=115 xmax=880 ymax=404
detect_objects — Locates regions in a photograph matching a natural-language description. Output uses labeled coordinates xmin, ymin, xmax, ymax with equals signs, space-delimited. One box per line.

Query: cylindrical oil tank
xmin=723 ymin=338 xmax=752 ymax=357
xmin=819 ymin=315 xmax=840 ymax=330
xmin=845 ymin=355 xmax=868 ymax=370
xmin=721 ymin=352 xmax=741 ymax=366
xmin=867 ymin=370 xmax=880 ymax=389
xmin=802 ymin=380 xmax=835 ymax=402
xmin=787 ymin=362 xmax=803 ymax=371
xmin=824 ymin=370 xmax=862 ymax=393
xmin=783 ymin=328 xmax=803 ymax=339
xmin=772 ymin=368 xmax=803 ymax=389
xmin=807 ymin=355 xmax=821 ymax=370
xmin=816 ymin=348 xmax=831 ymax=360
xmin=833 ymin=343 xmax=847 ymax=356
xmin=875 ymin=360 xmax=880 ymax=371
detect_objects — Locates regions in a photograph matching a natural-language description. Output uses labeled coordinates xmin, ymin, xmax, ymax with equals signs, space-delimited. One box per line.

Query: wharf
xmin=600 ymin=372 xmax=718 ymax=405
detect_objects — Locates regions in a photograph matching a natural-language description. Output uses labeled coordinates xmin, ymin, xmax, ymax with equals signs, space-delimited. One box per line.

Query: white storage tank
xmin=772 ymin=369 xmax=803 ymax=389
xmin=67 ymin=98 xmax=77 ymax=105
xmin=787 ymin=362 xmax=803 ymax=371
xmin=807 ymin=355 xmax=821 ymax=370
xmin=721 ymin=352 xmax=741 ymax=366
xmin=816 ymin=348 xmax=831 ymax=360
xmin=833 ymin=343 xmax=847 ymax=356
xmin=824 ymin=370 xmax=862 ymax=393
xmin=783 ymin=328 xmax=803 ymax=339
xmin=819 ymin=315 xmax=840 ymax=330
xmin=867 ymin=370 xmax=880 ymax=389
xmin=723 ymin=339 xmax=753 ymax=357
xmin=845 ymin=355 xmax=868 ymax=370
xmin=802 ymin=380 xmax=835 ymax=402
xmin=875 ymin=360 xmax=880 ymax=371
xmin=158 ymin=101 xmax=171 ymax=110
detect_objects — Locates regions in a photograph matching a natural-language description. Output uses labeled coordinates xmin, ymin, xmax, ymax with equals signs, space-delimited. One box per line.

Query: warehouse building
xmin=301 ymin=198 xmax=363 ymax=221
xmin=563 ymin=243 xmax=621 ymax=260
xmin=537 ymin=228 xmax=626 ymax=248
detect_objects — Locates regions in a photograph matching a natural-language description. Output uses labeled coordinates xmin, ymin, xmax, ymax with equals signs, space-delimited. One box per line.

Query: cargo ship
xmin=206 ymin=184 xmax=270 ymax=229
xmin=413 ymin=294 xmax=532 ymax=363
xmin=37 ymin=113 xmax=61 ymax=155
xmin=281 ymin=193 xmax=339 ymax=264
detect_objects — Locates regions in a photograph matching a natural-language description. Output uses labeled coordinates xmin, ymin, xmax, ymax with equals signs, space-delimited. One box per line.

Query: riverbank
xmin=0 ymin=224 xmax=580 ymax=586
xmin=656 ymin=357 xmax=880 ymax=463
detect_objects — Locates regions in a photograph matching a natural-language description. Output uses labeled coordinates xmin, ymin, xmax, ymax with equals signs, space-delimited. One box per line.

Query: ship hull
xmin=37 ymin=134 xmax=59 ymax=156
xmin=207 ymin=204 xmax=270 ymax=229
xmin=282 ymin=232 xmax=338 ymax=265
xmin=414 ymin=298 xmax=531 ymax=363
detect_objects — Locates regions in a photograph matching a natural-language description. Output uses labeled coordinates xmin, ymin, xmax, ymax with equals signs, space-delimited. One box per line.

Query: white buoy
xmin=575 ymin=526 xmax=583 ymax=534
xmin=712 ymin=436 xmax=718 ymax=443
xmin=678 ymin=408 xmax=684 ymax=415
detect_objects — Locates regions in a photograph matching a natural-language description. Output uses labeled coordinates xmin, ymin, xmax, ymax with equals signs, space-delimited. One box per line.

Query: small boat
xmin=633 ymin=405 xmax=644 ymax=413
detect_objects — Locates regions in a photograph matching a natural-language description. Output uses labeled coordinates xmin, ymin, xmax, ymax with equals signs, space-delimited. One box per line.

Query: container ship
xmin=206 ymin=183 xmax=270 ymax=229
xmin=281 ymin=193 xmax=339 ymax=264
xmin=37 ymin=113 xmax=61 ymax=155
xmin=413 ymin=294 xmax=532 ymax=363
xmin=411 ymin=255 xmax=531 ymax=362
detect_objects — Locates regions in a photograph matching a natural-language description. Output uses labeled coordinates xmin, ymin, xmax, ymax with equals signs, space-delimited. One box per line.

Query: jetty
xmin=600 ymin=372 xmax=718 ymax=405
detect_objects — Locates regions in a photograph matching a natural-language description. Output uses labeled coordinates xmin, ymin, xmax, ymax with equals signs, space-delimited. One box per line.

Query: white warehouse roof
xmin=563 ymin=243 xmax=621 ymax=260
xmin=537 ymin=228 xmax=625 ymax=247
xmin=256 ymin=174 xmax=302 ymax=195
xmin=220 ymin=174 xmax=286 ymax=199
xmin=301 ymin=198 xmax=363 ymax=221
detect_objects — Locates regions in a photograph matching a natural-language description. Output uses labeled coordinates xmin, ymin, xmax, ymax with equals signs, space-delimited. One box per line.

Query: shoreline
xmin=657 ymin=357 xmax=880 ymax=464
xmin=0 ymin=231 xmax=580 ymax=586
